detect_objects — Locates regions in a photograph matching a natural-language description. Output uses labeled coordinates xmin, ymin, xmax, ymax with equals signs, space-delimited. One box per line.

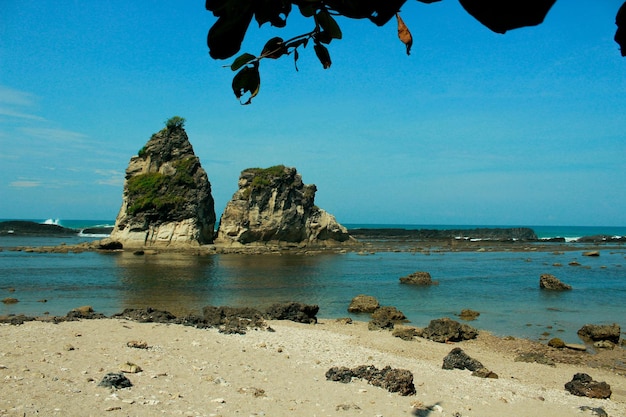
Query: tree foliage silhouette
xmin=205 ymin=0 xmax=626 ymax=104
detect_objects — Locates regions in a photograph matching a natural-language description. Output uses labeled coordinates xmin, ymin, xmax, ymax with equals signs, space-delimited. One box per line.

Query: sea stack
xmin=108 ymin=117 xmax=216 ymax=248
xmin=215 ymin=165 xmax=353 ymax=246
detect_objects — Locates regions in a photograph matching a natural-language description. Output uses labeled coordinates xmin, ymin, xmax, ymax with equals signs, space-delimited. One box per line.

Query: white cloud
xmin=0 ymin=85 xmax=46 ymax=121
xmin=19 ymin=127 xmax=87 ymax=143
xmin=95 ymin=169 xmax=124 ymax=186
xmin=9 ymin=180 xmax=41 ymax=188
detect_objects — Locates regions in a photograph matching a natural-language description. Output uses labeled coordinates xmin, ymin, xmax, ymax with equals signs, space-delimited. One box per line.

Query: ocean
xmin=1 ymin=219 xmax=624 ymax=344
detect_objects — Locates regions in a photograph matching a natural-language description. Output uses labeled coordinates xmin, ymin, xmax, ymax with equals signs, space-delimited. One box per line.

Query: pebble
xmin=211 ymin=398 xmax=226 ymax=403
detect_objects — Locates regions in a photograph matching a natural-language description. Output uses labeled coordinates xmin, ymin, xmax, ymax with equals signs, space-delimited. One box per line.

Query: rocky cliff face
xmin=108 ymin=125 xmax=216 ymax=248
xmin=216 ymin=165 xmax=352 ymax=246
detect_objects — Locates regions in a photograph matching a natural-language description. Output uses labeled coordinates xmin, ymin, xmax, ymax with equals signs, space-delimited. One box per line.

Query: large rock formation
xmin=215 ymin=165 xmax=352 ymax=246
xmin=108 ymin=122 xmax=216 ymax=248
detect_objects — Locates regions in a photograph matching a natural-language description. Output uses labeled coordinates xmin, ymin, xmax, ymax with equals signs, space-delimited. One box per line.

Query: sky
xmin=1 ymin=1 xmax=625 ymax=226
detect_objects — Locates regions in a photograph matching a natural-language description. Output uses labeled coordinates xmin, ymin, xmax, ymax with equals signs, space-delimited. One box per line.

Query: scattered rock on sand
xmin=565 ymin=373 xmax=611 ymax=399
xmin=399 ymin=271 xmax=439 ymax=286
xmin=539 ymin=274 xmax=572 ymax=290
xmin=547 ymin=337 xmax=566 ymax=348
xmin=325 ymin=365 xmax=416 ymax=396
xmin=265 ymin=302 xmax=319 ymax=324
xmin=419 ymin=317 xmax=478 ymax=343
xmin=347 ymin=294 xmax=380 ymax=313
xmin=442 ymin=347 xmax=484 ymax=371
xmin=98 ymin=372 xmax=132 ymax=389
xmin=368 ymin=306 xmax=406 ymax=330
xmin=392 ymin=325 xmax=419 ymax=341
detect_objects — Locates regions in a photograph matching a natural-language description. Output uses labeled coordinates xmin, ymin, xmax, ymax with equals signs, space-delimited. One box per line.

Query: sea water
xmin=0 ymin=221 xmax=624 ymax=344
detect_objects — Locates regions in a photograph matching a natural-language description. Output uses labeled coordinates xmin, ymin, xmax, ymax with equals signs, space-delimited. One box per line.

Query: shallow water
xmin=1 ymin=235 xmax=624 ymax=344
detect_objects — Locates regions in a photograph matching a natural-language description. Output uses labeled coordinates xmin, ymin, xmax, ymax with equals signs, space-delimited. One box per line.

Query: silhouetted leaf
xmin=261 ymin=36 xmax=286 ymax=58
xmin=459 ymin=0 xmax=556 ymax=34
xmin=232 ymin=65 xmax=260 ymax=105
xmin=231 ymin=53 xmax=256 ymax=71
xmin=207 ymin=10 xmax=254 ymax=59
xmin=298 ymin=3 xmax=317 ymax=17
xmin=616 ymin=2 xmax=626 ymax=57
xmin=314 ymin=43 xmax=331 ymax=69
xmin=294 ymin=49 xmax=300 ymax=71
xmin=315 ymin=10 xmax=342 ymax=40
xmin=396 ymin=13 xmax=412 ymax=56
xmin=254 ymin=0 xmax=292 ymax=27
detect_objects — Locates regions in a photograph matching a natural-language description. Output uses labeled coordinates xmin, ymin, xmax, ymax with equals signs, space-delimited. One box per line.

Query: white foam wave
xmin=43 ymin=218 xmax=61 ymax=225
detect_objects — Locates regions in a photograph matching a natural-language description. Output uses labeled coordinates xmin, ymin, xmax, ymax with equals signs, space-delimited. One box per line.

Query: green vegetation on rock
xmin=126 ymin=157 xmax=197 ymax=215
xmin=249 ymin=165 xmax=288 ymax=189
xmin=165 ymin=115 xmax=186 ymax=130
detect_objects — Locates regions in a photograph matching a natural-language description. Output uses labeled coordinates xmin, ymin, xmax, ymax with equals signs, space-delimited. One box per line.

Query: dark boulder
xmin=112 ymin=307 xmax=177 ymax=323
xmin=265 ymin=302 xmax=319 ymax=324
xmin=98 ymin=240 xmax=123 ymax=250
xmin=98 ymin=372 xmax=132 ymax=389
xmin=66 ymin=306 xmax=106 ymax=320
xmin=565 ymin=373 xmax=611 ymax=399
xmin=202 ymin=305 xmax=266 ymax=333
xmin=458 ymin=309 xmax=480 ymax=321
xmin=325 ymin=365 xmax=416 ymax=396
xmin=577 ymin=323 xmax=621 ymax=344
xmin=392 ymin=326 xmax=419 ymax=341
xmin=442 ymin=347 xmax=484 ymax=371
xmin=368 ymin=306 xmax=406 ymax=330
xmin=420 ymin=317 xmax=478 ymax=343
xmin=539 ymin=274 xmax=572 ymax=290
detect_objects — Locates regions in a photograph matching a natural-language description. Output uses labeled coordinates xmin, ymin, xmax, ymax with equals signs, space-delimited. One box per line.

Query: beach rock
xmin=325 ymin=365 xmax=416 ymax=396
xmin=215 ymin=165 xmax=353 ymax=246
xmin=347 ymin=294 xmax=379 ymax=313
xmin=368 ymin=306 xmax=406 ymax=330
xmin=1 ymin=298 xmax=19 ymax=304
xmin=577 ymin=323 xmax=621 ymax=344
xmin=583 ymin=250 xmax=600 ymax=257
xmin=0 ymin=314 xmax=35 ymax=325
xmin=265 ymin=302 xmax=319 ymax=324
xmin=442 ymin=347 xmax=484 ymax=371
xmin=458 ymin=309 xmax=480 ymax=321
xmin=66 ymin=306 xmax=106 ymax=320
xmin=547 ymin=337 xmax=566 ymax=349
xmin=97 ymin=240 xmax=123 ymax=250
xmin=112 ymin=307 xmax=178 ymax=323
xmin=419 ymin=317 xmax=478 ymax=343
xmin=539 ymin=274 xmax=572 ymax=290
xmin=202 ymin=305 xmax=266 ymax=333
xmin=392 ymin=326 xmax=419 ymax=340
xmin=593 ymin=340 xmax=615 ymax=349
xmin=109 ymin=121 xmax=216 ymax=248
xmin=472 ymin=367 xmax=499 ymax=379
xmin=98 ymin=372 xmax=133 ymax=389
xmin=564 ymin=373 xmax=611 ymax=399
xmin=399 ymin=271 xmax=438 ymax=286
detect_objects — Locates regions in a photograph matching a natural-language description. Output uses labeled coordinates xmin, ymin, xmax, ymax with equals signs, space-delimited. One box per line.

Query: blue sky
xmin=1 ymin=1 xmax=625 ymax=226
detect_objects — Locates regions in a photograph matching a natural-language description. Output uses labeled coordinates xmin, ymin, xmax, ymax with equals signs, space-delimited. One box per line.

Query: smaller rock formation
xmin=98 ymin=372 xmax=133 ymax=389
xmin=547 ymin=337 xmax=566 ymax=349
xmin=368 ymin=306 xmax=406 ymax=330
xmin=539 ymin=274 xmax=572 ymax=290
xmin=565 ymin=373 xmax=612 ymax=399
xmin=419 ymin=317 xmax=478 ymax=343
xmin=399 ymin=271 xmax=439 ymax=286
xmin=108 ymin=119 xmax=216 ymax=248
xmin=392 ymin=325 xmax=420 ymax=341
xmin=325 ymin=365 xmax=416 ymax=396
xmin=265 ymin=302 xmax=319 ymax=324
xmin=215 ymin=165 xmax=353 ymax=246
xmin=577 ymin=323 xmax=621 ymax=344
xmin=347 ymin=294 xmax=380 ymax=313
xmin=442 ymin=347 xmax=484 ymax=371
xmin=458 ymin=309 xmax=480 ymax=321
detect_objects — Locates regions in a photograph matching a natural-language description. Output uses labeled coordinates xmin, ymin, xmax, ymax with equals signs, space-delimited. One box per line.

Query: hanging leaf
xmin=315 ymin=9 xmax=343 ymax=41
xmin=232 ymin=65 xmax=261 ymax=105
xmin=230 ymin=53 xmax=256 ymax=71
xmin=396 ymin=13 xmax=413 ymax=56
xmin=261 ymin=36 xmax=286 ymax=58
xmin=314 ymin=43 xmax=332 ymax=69
xmin=294 ymin=49 xmax=300 ymax=71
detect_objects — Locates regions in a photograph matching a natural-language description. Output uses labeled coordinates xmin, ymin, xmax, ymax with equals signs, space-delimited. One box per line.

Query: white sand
xmin=1 ymin=319 xmax=624 ymax=417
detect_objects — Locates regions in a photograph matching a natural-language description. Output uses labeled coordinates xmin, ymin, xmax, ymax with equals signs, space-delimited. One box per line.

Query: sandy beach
xmin=1 ymin=318 xmax=624 ymax=417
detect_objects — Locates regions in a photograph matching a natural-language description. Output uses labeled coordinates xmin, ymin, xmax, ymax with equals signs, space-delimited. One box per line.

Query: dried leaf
xmin=396 ymin=13 xmax=412 ymax=56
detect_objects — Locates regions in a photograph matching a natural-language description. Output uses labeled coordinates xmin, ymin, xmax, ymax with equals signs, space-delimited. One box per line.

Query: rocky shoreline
xmin=0 ymin=306 xmax=624 ymax=416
